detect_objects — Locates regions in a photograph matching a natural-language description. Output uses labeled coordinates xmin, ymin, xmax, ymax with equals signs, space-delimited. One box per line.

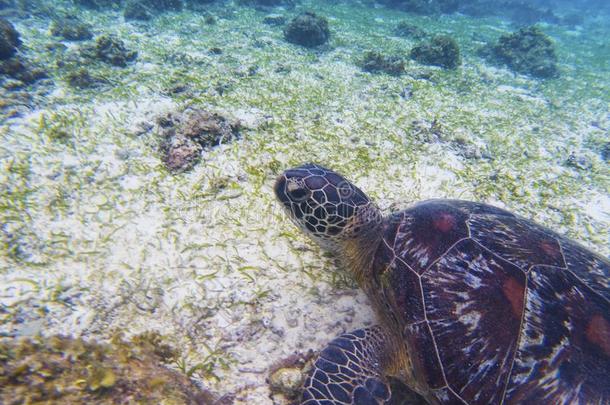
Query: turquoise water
xmin=0 ymin=0 xmax=608 ymax=403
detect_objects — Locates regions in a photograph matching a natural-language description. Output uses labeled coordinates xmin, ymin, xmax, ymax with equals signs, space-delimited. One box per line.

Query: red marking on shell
xmin=503 ymin=277 xmax=525 ymax=318
xmin=540 ymin=239 xmax=561 ymax=258
xmin=585 ymin=315 xmax=610 ymax=356
xmin=433 ymin=213 xmax=455 ymax=233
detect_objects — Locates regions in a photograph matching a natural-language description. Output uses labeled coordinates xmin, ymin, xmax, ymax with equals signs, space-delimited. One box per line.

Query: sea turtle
xmin=273 ymin=163 xmax=610 ymax=405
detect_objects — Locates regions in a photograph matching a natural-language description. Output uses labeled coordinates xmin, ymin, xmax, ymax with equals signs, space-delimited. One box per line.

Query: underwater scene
xmin=1 ymin=0 xmax=609 ymax=403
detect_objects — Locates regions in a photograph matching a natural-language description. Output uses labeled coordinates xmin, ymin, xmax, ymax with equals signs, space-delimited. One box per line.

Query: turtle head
xmin=274 ymin=163 xmax=382 ymax=252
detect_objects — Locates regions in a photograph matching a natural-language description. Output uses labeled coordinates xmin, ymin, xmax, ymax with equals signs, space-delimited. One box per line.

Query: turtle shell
xmin=373 ymin=199 xmax=609 ymax=404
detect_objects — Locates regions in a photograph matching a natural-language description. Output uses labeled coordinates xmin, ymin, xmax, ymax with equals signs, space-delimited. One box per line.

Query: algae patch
xmin=0 ymin=332 xmax=217 ymax=404
xmin=0 ymin=1 xmax=608 ymax=403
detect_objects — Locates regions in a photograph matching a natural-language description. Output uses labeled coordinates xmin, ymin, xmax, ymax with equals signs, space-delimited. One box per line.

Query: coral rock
xmin=263 ymin=14 xmax=286 ymax=26
xmin=284 ymin=12 xmax=330 ymax=48
xmin=65 ymin=68 xmax=104 ymax=89
xmin=269 ymin=367 xmax=304 ymax=398
xmin=50 ymin=17 xmax=93 ymax=41
xmin=0 ymin=18 xmax=20 ymax=60
xmin=484 ymin=26 xmax=558 ymax=78
xmin=0 ymin=334 xmax=215 ymax=404
xmin=0 ymin=56 xmax=46 ymax=84
xmin=92 ymin=34 xmax=137 ymax=67
xmin=360 ymin=51 xmax=405 ymax=75
xmin=410 ymin=35 xmax=461 ymax=69
xmin=157 ymin=108 xmax=241 ymax=172
xmin=394 ymin=21 xmax=427 ymax=40
xmin=163 ymin=134 xmax=203 ymax=173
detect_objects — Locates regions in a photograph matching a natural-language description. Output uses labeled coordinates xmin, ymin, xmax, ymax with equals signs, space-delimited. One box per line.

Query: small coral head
xmin=274 ymin=163 xmax=381 ymax=248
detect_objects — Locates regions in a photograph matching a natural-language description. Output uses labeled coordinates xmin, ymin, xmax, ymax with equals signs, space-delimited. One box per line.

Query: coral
xmin=0 ymin=2 xmax=606 ymax=402
xmin=410 ymin=35 xmax=460 ymax=69
xmin=0 ymin=18 xmax=20 ymax=60
xmin=0 ymin=56 xmax=46 ymax=84
xmin=450 ymin=135 xmax=489 ymax=160
xmin=65 ymin=68 xmax=104 ymax=89
xmin=263 ymin=14 xmax=286 ymax=26
xmin=284 ymin=12 xmax=330 ymax=48
xmin=394 ymin=21 xmax=427 ymax=40
xmin=483 ymin=26 xmax=558 ymax=78
xmin=50 ymin=17 xmax=93 ymax=41
xmin=268 ymin=352 xmax=312 ymax=402
xmin=162 ymin=132 xmax=203 ymax=172
xmin=157 ymin=108 xmax=241 ymax=172
xmin=0 ymin=87 xmax=32 ymax=118
xmin=178 ymin=109 xmax=240 ymax=147
xmin=268 ymin=367 xmax=303 ymax=399
xmin=85 ymin=34 xmax=137 ymax=67
xmin=0 ymin=333 xmax=216 ymax=404
xmin=360 ymin=51 xmax=405 ymax=75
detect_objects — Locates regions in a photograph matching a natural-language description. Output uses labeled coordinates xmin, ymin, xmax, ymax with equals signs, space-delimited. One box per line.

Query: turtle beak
xmin=274 ymin=174 xmax=288 ymax=204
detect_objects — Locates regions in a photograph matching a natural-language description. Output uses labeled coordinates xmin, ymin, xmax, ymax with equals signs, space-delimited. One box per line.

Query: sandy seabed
xmin=1 ymin=1 xmax=609 ymax=403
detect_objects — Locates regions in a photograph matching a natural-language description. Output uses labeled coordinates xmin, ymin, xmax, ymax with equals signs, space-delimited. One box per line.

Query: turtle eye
xmin=289 ymin=187 xmax=308 ymax=200
xmin=286 ymin=180 xmax=310 ymax=202
xmin=337 ymin=181 xmax=354 ymax=199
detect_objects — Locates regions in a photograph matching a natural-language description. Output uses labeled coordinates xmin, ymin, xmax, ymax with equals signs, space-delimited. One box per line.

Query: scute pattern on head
xmin=274 ymin=165 xmax=610 ymax=405
xmin=274 ymin=163 xmax=379 ymax=246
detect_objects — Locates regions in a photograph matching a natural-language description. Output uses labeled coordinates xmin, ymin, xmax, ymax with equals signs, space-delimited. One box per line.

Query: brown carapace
xmin=274 ymin=163 xmax=610 ymax=405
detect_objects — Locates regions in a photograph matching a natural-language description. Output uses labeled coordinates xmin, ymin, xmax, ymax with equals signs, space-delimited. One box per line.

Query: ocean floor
xmin=1 ymin=0 xmax=609 ymax=403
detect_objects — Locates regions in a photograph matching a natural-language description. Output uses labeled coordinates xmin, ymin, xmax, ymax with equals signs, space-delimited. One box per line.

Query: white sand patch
xmin=1 ymin=3 xmax=609 ymax=404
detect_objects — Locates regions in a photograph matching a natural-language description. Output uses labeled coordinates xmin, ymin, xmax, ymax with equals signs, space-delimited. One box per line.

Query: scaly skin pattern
xmin=301 ymin=327 xmax=392 ymax=405
xmin=275 ymin=164 xmax=610 ymax=405
xmin=376 ymin=199 xmax=609 ymax=404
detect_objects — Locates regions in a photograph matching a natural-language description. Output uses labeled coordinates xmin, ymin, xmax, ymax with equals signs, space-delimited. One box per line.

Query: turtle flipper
xmin=301 ymin=326 xmax=392 ymax=405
